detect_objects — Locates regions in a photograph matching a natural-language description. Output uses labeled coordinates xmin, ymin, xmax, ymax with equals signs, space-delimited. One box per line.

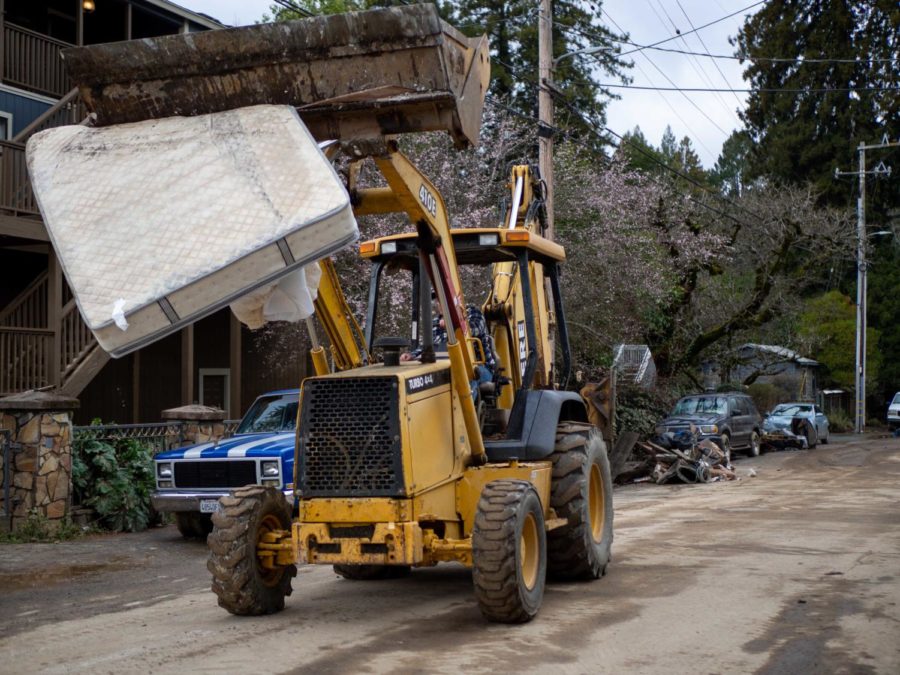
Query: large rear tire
xmin=207 ymin=486 xmax=296 ymax=615
xmin=333 ymin=564 xmax=411 ymax=580
xmin=472 ymin=480 xmax=546 ymax=623
xmin=547 ymin=423 xmax=614 ymax=581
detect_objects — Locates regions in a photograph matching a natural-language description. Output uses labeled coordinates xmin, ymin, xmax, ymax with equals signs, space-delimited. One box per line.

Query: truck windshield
xmin=672 ymin=396 xmax=727 ymax=415
xmin=894 ymin=393 xmax=900 ymax=405
xmin=236 ymin=394 xmax=299 ymax=434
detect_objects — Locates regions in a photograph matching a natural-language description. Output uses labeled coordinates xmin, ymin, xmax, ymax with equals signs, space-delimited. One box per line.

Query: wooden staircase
xmin=1 ymin=89 xmax=107 ymax=398
xmin=0 ymin=269 xmax=108 ymax=397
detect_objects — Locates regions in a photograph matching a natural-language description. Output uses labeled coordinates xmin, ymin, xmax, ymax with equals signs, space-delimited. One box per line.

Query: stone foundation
xmin=0 ymin=391 xmax=79 ymax=532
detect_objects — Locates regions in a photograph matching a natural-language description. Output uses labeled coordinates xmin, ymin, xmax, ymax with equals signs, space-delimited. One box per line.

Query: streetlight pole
xmin=835 ymin=135 xmax=897 ymax=433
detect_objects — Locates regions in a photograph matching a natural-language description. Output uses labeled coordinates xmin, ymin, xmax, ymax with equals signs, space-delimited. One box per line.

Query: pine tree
xmin=448 ymin=0 xmax=630 ymax=131
xmin=736 ymin=0 xmax=899 ymax=207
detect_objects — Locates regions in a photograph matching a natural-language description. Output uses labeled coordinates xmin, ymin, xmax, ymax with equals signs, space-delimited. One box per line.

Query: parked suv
xmin=655 ymin=392 xmax=763 ymax=457
xmin=152 ymin=389 xmax=298 ymax=539
xmin=888 ymin=392 xmax=900 ymax=430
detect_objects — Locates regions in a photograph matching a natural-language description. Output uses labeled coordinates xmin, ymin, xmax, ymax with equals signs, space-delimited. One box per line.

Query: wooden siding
xmin=0 ymin=89 xmax=52 ymax=138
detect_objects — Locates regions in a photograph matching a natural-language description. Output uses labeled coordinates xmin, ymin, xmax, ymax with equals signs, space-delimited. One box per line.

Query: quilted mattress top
xmin=27 ymin=105 xmax=356 ymax=338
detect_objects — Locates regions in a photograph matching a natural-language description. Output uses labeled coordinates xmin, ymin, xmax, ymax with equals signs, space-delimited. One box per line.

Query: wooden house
xmin=1 ymin=0 xmax=309 ymax=423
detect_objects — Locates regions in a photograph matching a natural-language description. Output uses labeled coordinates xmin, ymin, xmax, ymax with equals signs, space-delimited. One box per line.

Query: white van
xmin=888 ymin=392 xmax=900 ymax=430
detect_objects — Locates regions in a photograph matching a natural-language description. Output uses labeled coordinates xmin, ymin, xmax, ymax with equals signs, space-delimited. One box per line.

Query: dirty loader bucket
xmin=62 ymin=3 xmax=490 ymax=148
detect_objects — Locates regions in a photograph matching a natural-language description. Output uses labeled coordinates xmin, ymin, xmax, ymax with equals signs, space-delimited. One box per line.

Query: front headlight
xmin=261 ymin=461 xmax=280 ymax=478
xmin=157 ymin=462 xmax=173 ymax=479
xmin=699 ymin=425 xmax=718 ymax=434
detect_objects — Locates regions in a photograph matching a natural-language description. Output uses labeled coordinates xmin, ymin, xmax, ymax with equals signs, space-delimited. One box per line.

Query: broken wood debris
xmin=618 ymin=437 xmax=736 ymax=485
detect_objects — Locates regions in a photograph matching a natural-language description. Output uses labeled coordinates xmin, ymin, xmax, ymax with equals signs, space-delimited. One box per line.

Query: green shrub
xmin=616 ymin=385 xmax=675 ymax=438
xmin=72 ymin=433 xmax=156 ymax=533
xmin=0 ymin=510 xmax=87 ymax=543
xmin=828 ymin=409 xmax=853 ymax=433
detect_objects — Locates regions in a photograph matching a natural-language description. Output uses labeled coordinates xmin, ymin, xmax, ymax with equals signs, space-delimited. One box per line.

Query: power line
xmin=612 ymin=41 xmax=900 ymax=64
xmin=272 ymin=0 xmax=314 ymax=18
xmin=618 ymin=1 xmax=766 ymax=58
xmin=593 ymin=9 xmax=724 ymax=155
xmin=674 ymin=0 xmax=745 ymax=111
xmin=597 ymin=83 xmax=899 ymax=93
xmin=641 ymin=1 xmax=741 ymax=129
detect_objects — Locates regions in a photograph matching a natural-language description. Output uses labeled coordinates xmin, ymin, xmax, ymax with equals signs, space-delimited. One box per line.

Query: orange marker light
xmin=506 ymin=231 xmax=530 ymax=242
xmin=359 ymin=241 xmax=377 ymax=255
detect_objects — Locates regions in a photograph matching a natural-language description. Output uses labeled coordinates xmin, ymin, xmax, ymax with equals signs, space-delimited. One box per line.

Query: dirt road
xmin=1 ymin=435 xmax=898 ymax=674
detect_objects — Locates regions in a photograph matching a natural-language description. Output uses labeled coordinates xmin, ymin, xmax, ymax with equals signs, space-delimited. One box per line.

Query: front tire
xmin=748 ymin=430 xmax=762 ymax=457
xmin=472 ymin=480 xmax=546 ymax=623
xmin=207 ymin=486 xmax=296 ymax=615
xmin=547 ymin=423 xmax=614 ymax=580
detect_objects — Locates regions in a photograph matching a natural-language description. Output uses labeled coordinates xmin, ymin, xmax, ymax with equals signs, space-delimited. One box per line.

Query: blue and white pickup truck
xmin=152 ymin=389 xmax=298 ymax=539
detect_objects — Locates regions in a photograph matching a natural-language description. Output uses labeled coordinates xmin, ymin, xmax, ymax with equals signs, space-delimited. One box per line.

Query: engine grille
xmin=174 ymin=460 xmax=257 ymax=489
xmin=299 ymin=376 xmax=403 ymax=497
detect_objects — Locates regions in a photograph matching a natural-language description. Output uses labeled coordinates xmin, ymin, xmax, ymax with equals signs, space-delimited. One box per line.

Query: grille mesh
xmin=299 ymin=376 xmax=403 ymax=497
xmin=174 ymin=460 xmax=257 ymax=489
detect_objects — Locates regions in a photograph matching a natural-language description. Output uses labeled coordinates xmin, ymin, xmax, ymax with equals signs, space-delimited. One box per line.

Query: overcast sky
xmin=176 ymin=0 xmax=760 ymax=167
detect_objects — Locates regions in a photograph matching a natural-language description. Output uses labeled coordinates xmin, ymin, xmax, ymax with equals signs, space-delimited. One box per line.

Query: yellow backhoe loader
xmin=60 ymin=4 xmax=613 ymax=623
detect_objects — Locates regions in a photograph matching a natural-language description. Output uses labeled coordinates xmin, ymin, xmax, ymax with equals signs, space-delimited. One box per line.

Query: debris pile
xmin=618 ymin=434 xmax=736 ymax=485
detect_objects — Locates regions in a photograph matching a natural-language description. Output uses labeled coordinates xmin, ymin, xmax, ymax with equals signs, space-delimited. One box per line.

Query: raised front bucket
xmin=62 ymin=3 xmax=490 ymax=148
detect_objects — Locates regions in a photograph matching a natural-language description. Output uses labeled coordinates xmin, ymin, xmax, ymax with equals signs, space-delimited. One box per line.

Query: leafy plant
xmin=0 ymin=510 xmax=88 ymax=543
xmin=72 ymin=432 xmax=156 ymax=533
xmin=827 ymin=410 xmax=852 ymax=434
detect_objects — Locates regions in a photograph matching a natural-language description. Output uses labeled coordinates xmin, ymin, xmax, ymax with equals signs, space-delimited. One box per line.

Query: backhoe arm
xmin=309 ymin=257 xmax=370 ymax=375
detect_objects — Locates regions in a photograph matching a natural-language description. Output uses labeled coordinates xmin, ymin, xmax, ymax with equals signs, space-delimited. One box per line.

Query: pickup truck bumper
xmin=152 ymin=489 xmax=293 ymax=513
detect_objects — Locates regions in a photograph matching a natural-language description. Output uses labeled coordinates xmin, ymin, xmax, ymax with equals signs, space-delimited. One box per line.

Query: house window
xmin=0 ymin=112 xmax=12 ymax=140
xmin=199 ymin=368 xmax=230 ymax=416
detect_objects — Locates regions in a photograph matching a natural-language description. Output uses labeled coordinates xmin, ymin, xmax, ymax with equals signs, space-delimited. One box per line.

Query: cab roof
xmin=359 ymin=228 xmax=566 ymax=268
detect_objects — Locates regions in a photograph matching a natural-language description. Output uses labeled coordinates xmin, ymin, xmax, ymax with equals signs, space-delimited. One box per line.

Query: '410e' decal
xmin=418 ymin=184 xmax=438 ymax=217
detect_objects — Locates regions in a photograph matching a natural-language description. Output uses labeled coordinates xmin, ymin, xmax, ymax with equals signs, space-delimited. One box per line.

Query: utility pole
xmin=538 ymin=0 xmax=554 ymax=239
xmin=835 ymin=135 xmax=897 ymax=434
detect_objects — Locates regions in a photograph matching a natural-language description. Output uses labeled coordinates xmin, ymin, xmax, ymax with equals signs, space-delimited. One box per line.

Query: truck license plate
xmin=200 ymin=499 xmax=220 ymax=514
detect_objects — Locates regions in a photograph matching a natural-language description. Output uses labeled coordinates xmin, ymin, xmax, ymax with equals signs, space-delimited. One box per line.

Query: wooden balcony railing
xmin=60 ymin=300 xmax=96 ymax=379
xmin=2 ymin=23 xmax=72 ymax=98
xmin=0 ymin=271 xmax=48 ymax=329
xmin=12 ymin=88 xmax=84 ymax=144
xmin=0 ymin=140 xmax=38 ymax=216
xmin=0 ymin=327 xmax=54 ymax=395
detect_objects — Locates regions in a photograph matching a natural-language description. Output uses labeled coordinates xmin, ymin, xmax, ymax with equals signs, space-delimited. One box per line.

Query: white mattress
xmin=27 ymin=105 xmax=358 ymax=357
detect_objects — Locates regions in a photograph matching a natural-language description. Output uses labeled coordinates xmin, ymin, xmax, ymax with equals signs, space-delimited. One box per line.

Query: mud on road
xmin=1 ymin=435 xmax=899 ymax=674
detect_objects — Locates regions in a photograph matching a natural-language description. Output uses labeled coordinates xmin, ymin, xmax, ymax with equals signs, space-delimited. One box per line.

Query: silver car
xmin=763 ymin=403 xmax=830 ymax=447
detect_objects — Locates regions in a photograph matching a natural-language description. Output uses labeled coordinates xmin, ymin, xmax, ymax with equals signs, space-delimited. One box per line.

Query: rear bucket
xmin=62 ymin=3 xmax=490 ymax=148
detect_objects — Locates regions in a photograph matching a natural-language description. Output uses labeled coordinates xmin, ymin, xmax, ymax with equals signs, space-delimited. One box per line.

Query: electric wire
xmin=584 ymin=10 xmax=719 ymax=157
xmin=674 ymin=0 xmax=746 ymax=111
xmin=646 ymin=0 xmax=741 ymax=123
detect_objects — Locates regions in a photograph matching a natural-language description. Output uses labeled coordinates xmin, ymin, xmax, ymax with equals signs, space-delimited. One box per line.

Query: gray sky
xmin=176 ymin=0 xmax=759 ymax=167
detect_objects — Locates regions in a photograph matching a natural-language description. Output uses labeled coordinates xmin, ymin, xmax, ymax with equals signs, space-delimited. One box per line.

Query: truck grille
xmin=299 ymin=376 xmax=403 ymax=497
xmin=174 ymin=460 xmax=257 ymax=489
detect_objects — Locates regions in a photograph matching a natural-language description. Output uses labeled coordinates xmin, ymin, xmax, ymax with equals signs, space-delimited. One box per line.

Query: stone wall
xmin=162 ymin=404 xmax=227 ymax=447
xmin=0 ymin=391 xmax=78 ymax=532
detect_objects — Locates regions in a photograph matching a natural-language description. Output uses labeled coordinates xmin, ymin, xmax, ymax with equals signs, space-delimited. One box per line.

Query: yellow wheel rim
xmin=520 ymin=512 xmax=539 ymax=590
xmin=257 ymin=513 xmax=284 ymax=588
xmin=589 ymin=463 xmax=605 ymax=543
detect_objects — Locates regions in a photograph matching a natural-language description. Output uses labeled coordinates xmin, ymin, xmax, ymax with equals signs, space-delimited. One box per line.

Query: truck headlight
xmin=261 ymin=461 xmax=280 ymax=478
xmin=158 ymin=481 xmax=173 ymax=488
xmin=157 ymin=462 xmax=173 ymax=479
xmin=699 ymin=425 xmax=718 ymax=434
